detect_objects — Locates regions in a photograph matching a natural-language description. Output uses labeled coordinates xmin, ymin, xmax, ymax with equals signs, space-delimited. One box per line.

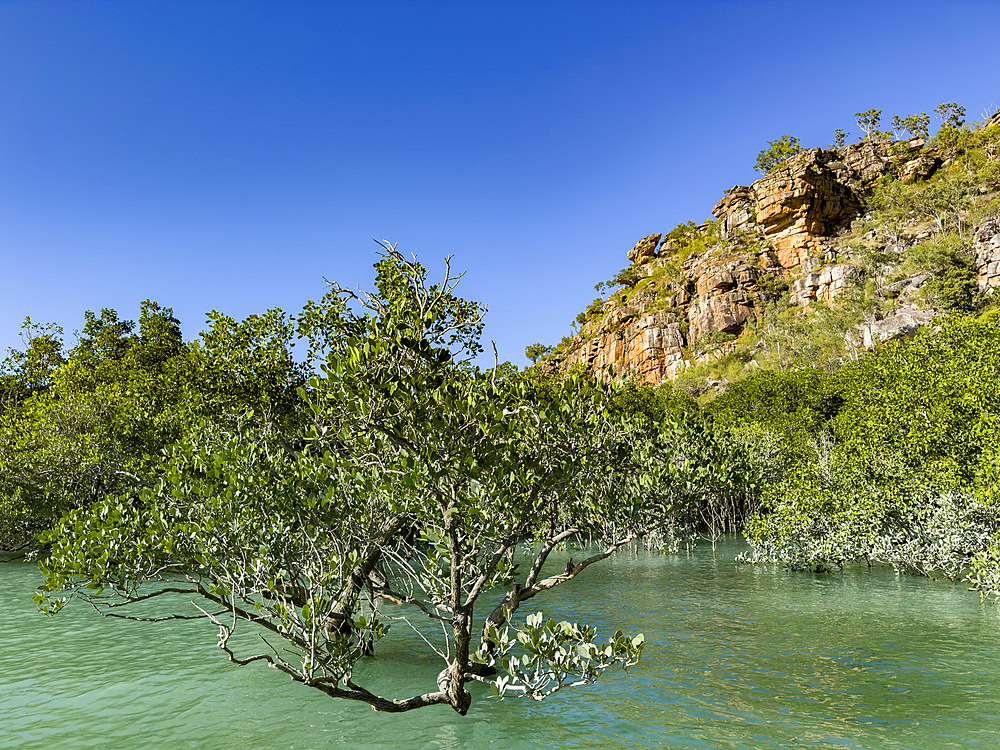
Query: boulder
xmin=688 ymin=290 xmax=754 ymax=341
xmin=627 ymin=234 xmax=662 ymax=264
xmin=883 ymin=273 xmax=930 ymax=295
xmin=900 ymin=153 xmax=941 ymax=182
xmin=857 ymin=309 xmax=935 ymax=349
xmin=696 ymin=269 xmax=736 ymax=296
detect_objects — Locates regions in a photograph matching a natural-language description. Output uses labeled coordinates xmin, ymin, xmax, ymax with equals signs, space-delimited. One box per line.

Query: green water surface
xmin=2 ymin=539 xmax=999 ymax=749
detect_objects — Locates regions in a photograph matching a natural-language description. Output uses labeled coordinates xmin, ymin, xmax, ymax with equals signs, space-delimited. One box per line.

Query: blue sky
xmin=2 ymin=0 xmax=999 ymax=367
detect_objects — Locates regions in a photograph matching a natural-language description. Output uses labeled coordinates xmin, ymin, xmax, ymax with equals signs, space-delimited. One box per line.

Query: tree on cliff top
xmin=934 ymin=102 xmax=966 ymax=129
xmin=754 ymin=134 xmax=802 ymax=174
xmin=524 ymin=342 xmax=553 ymax=363
xmin=37 ymin=247 xmax=714 ymax=715
xmin=855 ymin=109 xmax=885 ymax=141
xmin=891 ymin=112 xmax=930 ymax=141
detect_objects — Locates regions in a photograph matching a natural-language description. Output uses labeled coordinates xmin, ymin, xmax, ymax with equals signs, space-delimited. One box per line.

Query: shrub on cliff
xmin=924 ymin=262 xmax=985 ymax=312
xmin=754 ymin=134 xmax=802 ymax=174
xmin=524 ymin=342 xmax=553 ymax=363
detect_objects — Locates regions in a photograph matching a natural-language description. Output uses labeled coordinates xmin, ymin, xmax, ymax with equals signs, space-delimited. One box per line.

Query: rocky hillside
xmin=543 ymin=109 xmax=1000 ymax=391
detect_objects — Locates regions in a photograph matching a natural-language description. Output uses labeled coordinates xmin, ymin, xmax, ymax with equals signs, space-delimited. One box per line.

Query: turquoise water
xmin=3 ymin=539 xmax=1000 ymax=748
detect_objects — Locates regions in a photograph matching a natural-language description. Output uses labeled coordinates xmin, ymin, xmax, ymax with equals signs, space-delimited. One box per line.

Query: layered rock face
xmin=975 ymin=216 xmax=1000 ymax=291
xmin=712 ymin=140 xmax=936 ymax=271
xmin=565 ymin=310 xmax=687 ymax=383
xmin=789 ymin=264 xmax=860 ymax=305
xmin=686 ymin=257 xmax=761 ymax=341
xmin=559 ymin=238 xmax=774 ymax=385
xmin=719 ymin=149 xmax=859 ymax=270
xmin=554 ymin=129 xmax=999 ymax=386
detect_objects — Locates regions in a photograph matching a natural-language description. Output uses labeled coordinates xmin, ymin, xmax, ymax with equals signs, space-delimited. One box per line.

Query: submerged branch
xmin=483 ymin=529 xmax=640 ymax=642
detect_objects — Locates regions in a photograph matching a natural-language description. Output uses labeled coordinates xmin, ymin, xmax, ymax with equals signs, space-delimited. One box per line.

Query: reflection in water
xmin=3 ymin=538 xmax=999 ymax=749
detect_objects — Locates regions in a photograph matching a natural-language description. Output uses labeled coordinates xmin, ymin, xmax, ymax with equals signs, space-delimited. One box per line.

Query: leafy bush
xmin=673 ymin=349 xmax=753 ymax=398
xmin=661 ymin=220 xmax=718 ymax=262
xmin=689 ymin=329 xmax=737 ymax=357
xmin=924 ymin=263 xmax=985 ymax=312
xmin=897 ymin=232 xmax=985 ymax=312
xmin=742 ymin=315 xmax=1000 ymax=574
xmin=613 ymin=266 xmax=643 ymax=288
xmin=754 ymin=134 xmax=802 ymax=174
xmin=706 ymin=367 xmax=843 ymax=440
xmin=744 ymin=448 xmax=999 ymax=577
xmin=524 ymin=343 xmax=553 ymax=363
xmin=755 ymin=272 xmax=789 ymax=298
xmin=608 ymin=379 xmax=699 ymax=423
xmin=552 ymin=335 xmax=576 ymax=355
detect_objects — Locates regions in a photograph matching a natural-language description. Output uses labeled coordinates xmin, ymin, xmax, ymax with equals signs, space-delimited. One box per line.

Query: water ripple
xmin=4 ymin=540 xmax=1000 ymax=748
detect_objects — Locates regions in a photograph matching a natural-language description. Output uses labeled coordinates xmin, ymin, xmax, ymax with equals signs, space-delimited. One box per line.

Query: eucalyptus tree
xmin=855 ymin=108 xmax=884 ymax=141
xmin=39 ymin=247 xmax=714 ymax=715
xmin=891 ymin=112 xmax=930 ymax=141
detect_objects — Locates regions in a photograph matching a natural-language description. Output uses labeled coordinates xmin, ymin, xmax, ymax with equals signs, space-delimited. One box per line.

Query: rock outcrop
xmin=552 ymin=120 xmax=1000 ymax=387
xmin=789 ymin=264 xmax=860 ymax=305
xmin=627 ymin=234 xmax=662 ymax=264
xmin=857 ymin=308 xmax=936 ymax=349
xmin=975 ymin=214 xmax=1000 ymax=293
xmin=712 ymin=140 xmax=936 ymax=271
xmin=565 ymin=311 xmax=687 ymax=383
xmin=731 ymin=148 xmax=861 ymax=270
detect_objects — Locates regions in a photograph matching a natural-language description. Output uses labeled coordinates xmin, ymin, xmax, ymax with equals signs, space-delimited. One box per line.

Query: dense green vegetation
xmin=3 ymin=248 xmax=759 ymax=715
xmin=0 ymin=301 xmax=305 ymax=552
xmin=9 ymin=269 xmax=998 ymax=611
xmin=4 ymin=103 xmax=1000 ymax=719
xmin=723 ymin=313 xmax=1000 ymax=579
xmin=522 ymin=103 xmax=1000 ymax=601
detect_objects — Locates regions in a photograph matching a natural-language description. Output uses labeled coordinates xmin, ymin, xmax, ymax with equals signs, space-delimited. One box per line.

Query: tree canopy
xmin=28 ymin=247 xmax=734 ymax=714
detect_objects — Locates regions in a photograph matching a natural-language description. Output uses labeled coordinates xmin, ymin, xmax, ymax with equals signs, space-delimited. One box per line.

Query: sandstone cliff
xmin=549 ymin=116 xmax=1000 ymax=388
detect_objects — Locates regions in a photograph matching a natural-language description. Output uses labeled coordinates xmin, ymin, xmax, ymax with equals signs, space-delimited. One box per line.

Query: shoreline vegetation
xmin=2 ymin=104 xmax=999 ymax=716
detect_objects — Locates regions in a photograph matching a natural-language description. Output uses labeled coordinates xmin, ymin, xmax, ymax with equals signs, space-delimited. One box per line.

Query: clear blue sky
xmin=2 ymin=0 xmax=999 ymax=367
